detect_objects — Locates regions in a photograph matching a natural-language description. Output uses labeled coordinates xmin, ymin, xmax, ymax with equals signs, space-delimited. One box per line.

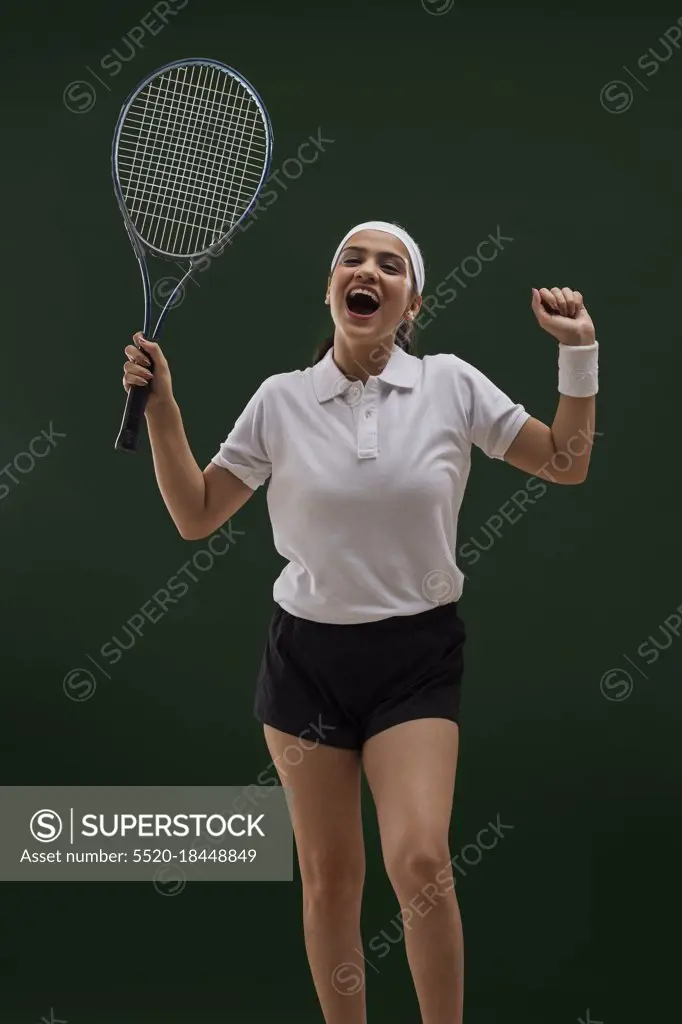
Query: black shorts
xmin=254 ymin=601 xmax=466 ymax=751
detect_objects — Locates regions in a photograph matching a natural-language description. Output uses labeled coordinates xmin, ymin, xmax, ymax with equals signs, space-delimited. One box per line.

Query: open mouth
xmin=346 ymin=288 xmax=381 ymax=318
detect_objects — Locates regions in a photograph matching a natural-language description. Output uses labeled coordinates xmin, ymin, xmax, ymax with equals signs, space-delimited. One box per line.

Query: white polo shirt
xmin=212 ymin=345 xmax=530 ymax=624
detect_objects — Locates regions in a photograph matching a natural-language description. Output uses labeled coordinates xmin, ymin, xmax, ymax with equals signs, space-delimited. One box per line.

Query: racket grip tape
xmin=114 ymin=347 xmax=156 ymax=453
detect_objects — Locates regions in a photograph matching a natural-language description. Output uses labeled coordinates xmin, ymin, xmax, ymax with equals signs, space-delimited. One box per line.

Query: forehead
xmin=341 ymin=229 xmax=410 ymax=262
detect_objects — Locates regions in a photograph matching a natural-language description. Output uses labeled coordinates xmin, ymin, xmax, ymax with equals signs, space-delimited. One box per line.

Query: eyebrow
xmin=341 ymin=246 xmax=407 ymax=267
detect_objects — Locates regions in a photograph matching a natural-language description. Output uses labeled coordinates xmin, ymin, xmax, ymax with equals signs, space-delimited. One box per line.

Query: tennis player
xmin=122 ymin=220 xmax=599 ymax=1024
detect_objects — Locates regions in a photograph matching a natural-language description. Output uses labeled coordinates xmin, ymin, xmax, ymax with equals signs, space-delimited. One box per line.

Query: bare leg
xmin=362 ymin=718 xmax=463 ymax=1024
xmin=264 ymin=726 xmax=367 ymax=1024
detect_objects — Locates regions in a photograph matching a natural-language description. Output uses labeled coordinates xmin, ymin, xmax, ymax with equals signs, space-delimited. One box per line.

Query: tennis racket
xmin=112 ymin=58 xmax=273 ymax=452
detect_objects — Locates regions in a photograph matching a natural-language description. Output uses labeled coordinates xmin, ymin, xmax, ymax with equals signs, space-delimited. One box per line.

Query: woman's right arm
xmin=123 ymin=333 xmax=254 ymax=541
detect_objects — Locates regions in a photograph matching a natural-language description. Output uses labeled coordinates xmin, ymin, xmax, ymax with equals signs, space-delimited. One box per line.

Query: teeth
xmin=349 ymin=287 xmax=379 ymax=303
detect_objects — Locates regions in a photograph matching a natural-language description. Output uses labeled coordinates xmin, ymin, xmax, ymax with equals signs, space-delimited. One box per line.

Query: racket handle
xmin=114 ymin=373 xmax=153 ymax=453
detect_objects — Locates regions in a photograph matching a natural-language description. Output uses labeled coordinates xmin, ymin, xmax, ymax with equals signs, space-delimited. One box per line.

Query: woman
xmin=122 ymin=220 xmax=599 ymax=1024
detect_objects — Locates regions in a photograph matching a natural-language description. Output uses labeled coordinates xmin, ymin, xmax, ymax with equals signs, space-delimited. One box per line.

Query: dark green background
xmin=1 ymin=0 xmax=680 ymax=1020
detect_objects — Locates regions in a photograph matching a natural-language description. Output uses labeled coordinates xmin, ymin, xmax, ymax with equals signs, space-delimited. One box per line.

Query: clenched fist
xmin=531 ymin=287 xmax=596 ymax=346
xmin=122 ymin=332 xmax=174 ymax=409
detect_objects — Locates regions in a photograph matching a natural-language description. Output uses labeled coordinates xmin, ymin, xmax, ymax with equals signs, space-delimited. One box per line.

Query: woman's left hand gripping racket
xmin=112 ymin=58 xmax=273 ymax=452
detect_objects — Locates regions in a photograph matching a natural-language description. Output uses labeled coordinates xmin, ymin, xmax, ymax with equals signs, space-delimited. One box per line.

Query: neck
xmin=332 ymin=330 xmax=396 ymax=383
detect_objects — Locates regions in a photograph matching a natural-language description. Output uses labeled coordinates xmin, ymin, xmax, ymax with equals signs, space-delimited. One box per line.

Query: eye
xmin=341 ymin=256 xmax=401 ymax=273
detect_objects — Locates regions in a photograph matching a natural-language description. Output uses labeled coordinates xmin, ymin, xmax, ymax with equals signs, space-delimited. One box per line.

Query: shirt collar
xmin=312 ymin=344 xmax=421 ymax=403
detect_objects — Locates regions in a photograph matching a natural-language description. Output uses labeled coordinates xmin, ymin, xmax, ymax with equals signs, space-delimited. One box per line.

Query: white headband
xmin=330 ymin=220 xmax=425 ymax=294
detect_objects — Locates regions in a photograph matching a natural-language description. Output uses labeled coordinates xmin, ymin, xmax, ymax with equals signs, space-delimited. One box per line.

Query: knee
xmin=384 ymin=839 xmax=450 ymax=896
xmin=300 ymin=849 xmax=365 ymax=906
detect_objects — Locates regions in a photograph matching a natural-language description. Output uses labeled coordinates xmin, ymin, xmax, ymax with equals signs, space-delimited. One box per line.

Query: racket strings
xmin=132 ymin=67 xmax=238 ymax=248
xmin=128 ymin=65 xmax=258 ymax=250
xmin=159 ymin=66 xmax=250 ymax=250
xmin=120 ymin=97 xmax=264 ymax=222
xmin=127 ymin=65 xmax=257 ymax=246
xmin=117 ymin=62 xmax=268 ymax=257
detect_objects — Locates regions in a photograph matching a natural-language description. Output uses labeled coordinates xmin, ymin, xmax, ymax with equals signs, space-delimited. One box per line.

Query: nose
xmin=354 ymin=260 xmax=378 ymax=281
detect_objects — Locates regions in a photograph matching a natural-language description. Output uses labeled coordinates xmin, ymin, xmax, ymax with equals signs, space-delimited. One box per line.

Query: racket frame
xmin=112 ymin=57 xmax=273 ymax=452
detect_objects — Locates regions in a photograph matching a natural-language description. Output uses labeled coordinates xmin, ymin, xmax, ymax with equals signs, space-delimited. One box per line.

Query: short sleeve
xmin=463 ymin=361 xmax=530 ymax=460
xmin=211 ymin=381 xmax=272 ymax=489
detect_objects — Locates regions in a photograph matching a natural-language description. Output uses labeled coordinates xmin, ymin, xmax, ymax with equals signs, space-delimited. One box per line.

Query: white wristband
xmin=558 ymin=341 xmax=599 ymax=397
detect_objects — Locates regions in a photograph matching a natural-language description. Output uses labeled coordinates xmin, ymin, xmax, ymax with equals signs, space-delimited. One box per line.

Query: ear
xmin=404 ymin=295 xmax=422 ymax=320
xmin=325 ymin=275 xmax=332 ymax=305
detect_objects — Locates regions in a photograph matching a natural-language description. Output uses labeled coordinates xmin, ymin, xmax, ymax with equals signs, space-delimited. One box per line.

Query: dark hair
xmin=312 ymin=316 xmax=419 ymax=366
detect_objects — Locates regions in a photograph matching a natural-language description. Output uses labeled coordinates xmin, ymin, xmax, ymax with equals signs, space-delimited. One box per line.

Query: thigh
xmin=263 ymin=725 xmax=365 ymax=886
xmin=362 ymin=719 xmax=459 ymax=879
